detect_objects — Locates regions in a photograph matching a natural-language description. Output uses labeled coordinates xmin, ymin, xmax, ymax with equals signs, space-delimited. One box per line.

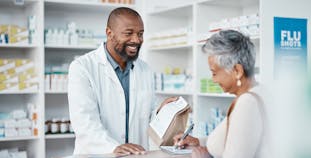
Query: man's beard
xmin=115 ymin=43 xmax=141 ymax=62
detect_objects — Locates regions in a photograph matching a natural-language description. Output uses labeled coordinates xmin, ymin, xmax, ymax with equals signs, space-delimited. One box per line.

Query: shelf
xmin=44 ymin=0 xmax=135 ymax=12
xmin=156 ymin=91 xmax=193 ymax=96
xmin=197 ymin=0 xmax=259 ymax=8
xmin=45 ymin=90 xmax=67 ymax=94
xmin=196 ymin=34 xmax=260 ymax=46
xmin=0 ymin=44 xmax=39 ymax=49
xmin=45 ymin=45 xmax=97 ymax=50
xmin=197 ymin=92 xmax=235 ymax=98
xmin=0 ymin=0 xmax=38 ymax=7
xmin=45 ymin=134 xmax=75 ymax=139
xmin=149 ymin=44 xmax=192 ymax=51
xmin=0 ymin=90 xmax=39 ymax=95
xmin=0 ymin=136 xmax=38 ymax=142
xmin=148 ymin=3 xmax=192 ymax=17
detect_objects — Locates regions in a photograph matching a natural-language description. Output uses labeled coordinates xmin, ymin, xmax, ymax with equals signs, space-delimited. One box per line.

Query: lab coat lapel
xmin=97 ymin=43 xmax=124 ymax=92
xmin=129 ymin=63 xmax=137 ymax=136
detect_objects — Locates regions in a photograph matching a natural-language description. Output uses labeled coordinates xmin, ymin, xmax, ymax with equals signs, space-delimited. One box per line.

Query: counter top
xmin=62 ymin=150 xmax=191 ymax=158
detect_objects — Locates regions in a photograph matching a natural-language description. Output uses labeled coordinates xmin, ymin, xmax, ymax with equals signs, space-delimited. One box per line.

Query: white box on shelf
xmin=5 ymin=128 xmax=18 ymax=137
xmin=4 ymin=119 xmax=17 ymax=129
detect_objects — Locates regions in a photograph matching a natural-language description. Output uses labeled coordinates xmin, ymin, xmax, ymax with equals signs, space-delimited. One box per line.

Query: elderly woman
xmin=173 ymin=30 xmax=268 ymax=158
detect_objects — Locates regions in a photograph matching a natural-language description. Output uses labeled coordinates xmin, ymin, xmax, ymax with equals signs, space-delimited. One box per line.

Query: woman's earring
xmin=237 ymin=79 xmax=242 ymax=87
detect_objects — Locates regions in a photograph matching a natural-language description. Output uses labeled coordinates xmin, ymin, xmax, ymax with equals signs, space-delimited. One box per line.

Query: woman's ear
xmin=233 ymin=64 xmax=244 ymax=79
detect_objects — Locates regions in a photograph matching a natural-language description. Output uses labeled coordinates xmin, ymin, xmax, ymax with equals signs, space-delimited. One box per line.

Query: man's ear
xmin=233 ymin=64 xmax=244 ymax=79
xmin=106 ymin=27 xmax=112 ymax=39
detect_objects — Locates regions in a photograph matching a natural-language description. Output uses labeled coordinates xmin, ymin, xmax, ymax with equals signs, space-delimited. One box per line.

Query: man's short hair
xmin=107 ymin=7 xmax=141 ymax=29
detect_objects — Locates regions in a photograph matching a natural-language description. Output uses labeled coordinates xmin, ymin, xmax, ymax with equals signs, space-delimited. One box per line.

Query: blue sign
xmin=274 ymin=17 xmax=308 ymax=80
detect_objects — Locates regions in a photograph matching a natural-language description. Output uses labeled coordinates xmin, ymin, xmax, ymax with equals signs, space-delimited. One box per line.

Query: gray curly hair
xmin=202 ymin=30 xmax=256 ymax=77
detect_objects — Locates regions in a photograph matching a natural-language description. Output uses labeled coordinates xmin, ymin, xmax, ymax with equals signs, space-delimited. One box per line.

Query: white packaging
xmin=27 ymin=103 xmax=37 ymax=121
xmin=0 ymin=120 xmax=4 ymax=128
xmin=63 ymin=75 xmax=68 ymax=91
xmin=51 ymin=74 xmax=56 ymax=91
xmin=9 ymin=151 xmax=27 ymax=158
xmin=248 ymin=13 xmax=260 ymax=25
xmin=11 ymin=110 xmax=27 ymax=120
xmin=45 ymin=74 xmax=50 ymax=91
xmin=51 ymin=118 xmax=59 ymax=133
xmin=45 ymin=29 xmax=52 ymax=44
xmin=21 ymin=83 xmax=38 ymax=91
xmin=4 ymin=119 xmax=17 ymax=128
xmin=60 ymin=118 xmax=69 ymax=133
xmin=3 ymin=76 xmax=18 ymax=83
xmin=14 ymin=62 xmax=35 ymax=74
xmin=51 ymin=29 xmax=58 ymax=45
xmin=239 ymin=15 xmax=249 ymax=26
xmin=0 ymin=62 xmax=15 ymax=73
xmin=5 ymin=128 xmax=18 ymax=137
xmin=0 ymin=149 xmax=10 ymax=158
xmin=18 ymin=128 xmax=32 ymax=137
xmin=63 ymin=30 xmax=69 ymax=45
xmin=57 ymin=29 xmax=64 ymax=45
xmin=16 ymin=119 xmax=32 ymax=128
xmin=23 ymin=75 xmax=39 ymax=83
xmin=57 ymin=74 xmax=63 ymax=91
xmin=0 ymin=128 xmax=4 ymax=137
xmin=248 ymin=24 xmax=260 ymax=36
xmin=70 ymin=32 xmax=78 ymax=45
xmin=69 ymin=123 xmax=74 ymax=133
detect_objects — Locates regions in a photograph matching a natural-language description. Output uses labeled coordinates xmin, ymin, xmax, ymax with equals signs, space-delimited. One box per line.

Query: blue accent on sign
xmin=274 ymin=17 xmax=308 ymax=79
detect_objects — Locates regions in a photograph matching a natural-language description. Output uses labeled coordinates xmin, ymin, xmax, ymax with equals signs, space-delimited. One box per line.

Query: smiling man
xmin=68 ymin=7 xmax=173 ymax=156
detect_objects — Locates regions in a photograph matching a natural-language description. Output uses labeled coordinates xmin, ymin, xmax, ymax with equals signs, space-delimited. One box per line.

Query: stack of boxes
xmin=0 ymin=59 xmax=38 ymax=92
xmin=209 ymin=13 xmax=260 ymax=36
xmin=0 ymin=104 xmax=38 ymax=139
xmin=45 ymin=22 xmax=106 ymax=47
xmin=206 ymin=107 xmax=225 ymax=135
xmin=200 ymin=78 xmax=223 ymax=93
xmin=196 ymin=107 xmax=225 ymax=137
xmin=154 ymin=67 xmax=193 ymax=92
xmin=0 ymin=15 xmax=37 ymax=45
xmin=197 ymin=13 xmax=260 ymax=43
xmin=45 ymin=65 xmax=69 ymax=92
xmin=102 ymin=0 xmax=135 ymax=4
xmin=0 ymin=148 xmax=27 ymax=158
xmin=0 ymin=25 xmax=28 ymax=45
xmin=149 ymin=27 xmax=192 ymax=48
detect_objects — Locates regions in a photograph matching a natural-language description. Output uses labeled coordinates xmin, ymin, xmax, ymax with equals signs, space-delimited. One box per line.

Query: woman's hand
xmin=192 ymin=146 xmax=212 ymax=158
xmin=173 ymin=133 xmax=200 ymax=148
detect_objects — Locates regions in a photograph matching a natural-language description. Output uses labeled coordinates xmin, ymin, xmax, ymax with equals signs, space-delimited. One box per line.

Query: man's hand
xmin=192 ymin=146 xmax=212 ymax=158
xmin=157 ymin=97 xmax=178 ymax=114
xmin=173 ymin=133 xmax=200 ymax=149
xmin=113 ymin=143 xmax=146 ymax=156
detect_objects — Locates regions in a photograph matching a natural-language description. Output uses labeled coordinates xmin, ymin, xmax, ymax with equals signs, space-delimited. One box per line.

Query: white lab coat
xmin=68 ymin=43 xmax=156 ymax=155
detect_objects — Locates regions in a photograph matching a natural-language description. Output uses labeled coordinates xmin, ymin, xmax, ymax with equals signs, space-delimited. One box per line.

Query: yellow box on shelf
xmin=0 ymin=73 xmax=37 ymax=83
xmin=0 ymin=73 xmax=14 ymax=82
xmin=0 ymin=59 xmax=10 ymax=66
xmin=9 ymin=36 xmax=28 ymax=44
xmin=18 ymin=82 xmax=38 ymax=90
xmin=0 ymin=59 xmax=31 ymax=73
xmin=1 ymin=62 xmax=35 ymax=75
xmin=0 ymin=25 xmax=27 ymax=36
xmin=0 ymin=83 xmax=17 ymax=91
xmin=0 ymin=82 xmax=38 ymax=92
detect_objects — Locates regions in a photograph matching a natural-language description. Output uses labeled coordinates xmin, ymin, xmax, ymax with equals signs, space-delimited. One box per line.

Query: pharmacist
xmin=68 ymin=7 xmax=175 ymax=156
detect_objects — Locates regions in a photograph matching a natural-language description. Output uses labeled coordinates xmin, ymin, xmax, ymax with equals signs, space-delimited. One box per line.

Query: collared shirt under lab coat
xmin=68 ymin=43 xmax=156 ymax=155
